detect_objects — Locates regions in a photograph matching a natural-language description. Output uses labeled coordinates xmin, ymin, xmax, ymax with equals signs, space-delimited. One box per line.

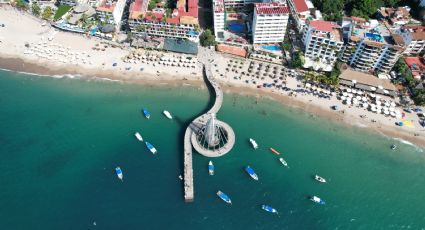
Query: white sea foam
xmin=393 ymin=138 xmax=424 ymax=152
xmin=90 ymin=76 xmax=122 ymax=83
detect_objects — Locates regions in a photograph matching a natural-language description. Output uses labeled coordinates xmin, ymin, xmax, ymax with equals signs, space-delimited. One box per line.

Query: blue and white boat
xmin=310 ymin=196 xmax=326 ymax=205
xmin=115 ymin=167 xmax=123 ymax=181
xmin=217 ymin=190 xmax=232 ymax=204
xmin=208 ymin=161 xmax=214 ymax=176
xmin=143 ymin=108 xmax=150 ymax=119
xmin=145 ymin=142 xmax=157 ymax=154
xmin=245 ymin=165 xmax=259 ymax=180
xmin=262 ymin=205 xmax=278 ymax=214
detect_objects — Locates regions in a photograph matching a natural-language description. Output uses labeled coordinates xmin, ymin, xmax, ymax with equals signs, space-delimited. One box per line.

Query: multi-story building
xmin=96 ymin=0 xmax=126 ymax=29
xmin=340 ymin=17 xmax=405 ymax=74
xmin=377 ymin=6 xmax=412 ymax=27
xmin=128 ymin=0 xmax=199 ymax=41
xmin=213 ymin=0 xmax=225 ymax=40
xmin=60 ymin=0 xmax=101 ymax=7
xmin=393 ymin=25 xmax=425 ymax=55
xmin=252 ymin=2 xmax=289 ymax=44
xmin=302 ymin=20 xmax=344 ymax=71
xmin=223 ymin=0 xmax=261 ymax=9
xmin=287 ymin=0 xmax=322 ymax=33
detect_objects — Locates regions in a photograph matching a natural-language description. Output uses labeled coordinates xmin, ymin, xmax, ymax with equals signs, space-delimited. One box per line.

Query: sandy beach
xmin=0 ymin=5 xmax=424 ymax=148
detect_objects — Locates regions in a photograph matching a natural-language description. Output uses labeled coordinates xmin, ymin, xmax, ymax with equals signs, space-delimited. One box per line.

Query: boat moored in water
xmin=115 ymin=167 xmax=123 ymax=181
xmin=208 ymin=161 xmax=214 ymax=176
xmin=270 ymin=148 xmax=281 ymax=155
xmin=261 ymin=205 xmax=278 ymax=214
xmin=245 ymin=165 xmax=259 ymax=180
xmin=391 ymin=144 xmax=397 ymax=150
xmin=143 ymin=108 xmax=150 ymax=119
xmin=145 ymin=141 xmax=157 ymax=154
xmin=279 ymin=158 xmax=288 ymax=167
xmin=314 ymin=175 xmax=326 ymax=183
xmin=134 ymin=132 xmax=143 ymax=142
xmin=249 ymin=138 xmax=258 ymax=149
xmin=310 ymin=196 xmax=326 ymax=205
xmin=163 ymin=110 xmax=173 ymax=119
xmin=217 ymin=190 xmax=232 ymax=204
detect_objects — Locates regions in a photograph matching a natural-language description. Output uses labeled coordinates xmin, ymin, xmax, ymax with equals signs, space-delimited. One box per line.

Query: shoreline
xmin=0 ymin=55 xmax=424 ymax=148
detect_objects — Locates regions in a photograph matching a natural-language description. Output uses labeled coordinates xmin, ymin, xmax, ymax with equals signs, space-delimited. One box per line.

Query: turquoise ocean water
xmin=0 ymin=70 xmax=424 ymax=229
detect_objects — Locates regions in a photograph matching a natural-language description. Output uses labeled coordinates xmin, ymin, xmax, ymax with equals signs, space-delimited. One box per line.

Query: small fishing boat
xmin=310 ymin=196 xmax=326 ymax=205
xmin=314 ymin=175 xmax=326 ymax=183
xmin=143 ymin=108 xmax=150 ymax=119
xmin=115 ymin=167 xmax=123 ymax=181
xmin=134 ymin=132 xmax=143 ymax=142
xmin=178 ymin=175 xmax=183 ymax=180
xmin=279 ymin=158 xmax=288 ymax=167
xmin=391 ymin=144 xmax=397 ymax=150
xmin=261 ymin=205 xmax=278 ymax=214
xmin=249 ymin=138 xmax=258 ymax=149
xmin=245 ymin=165 xmax=259 ymax=181
xmin=270 ymin=148 xmax=281 ymax=155
xmin=217 ymin=190 xmax=232 ymax=204
xmin=208 ymin=161 xmax=214 ymax=176
xmin=163 ymin=110 xmax=173 ymax=119
xmin=145 ymin=141 xmax=157 ymax=154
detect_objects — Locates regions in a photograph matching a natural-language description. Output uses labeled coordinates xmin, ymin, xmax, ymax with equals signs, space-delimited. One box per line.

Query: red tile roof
xmin=130 ymin=0 xmax=198 ymax=24
xmin=404 ymin=57 xmax=425 ymax=78
xmin=216 ymin=44 xmax=247 ymax=57
xmin=292 ymin=0 xmax=309 ymax=13
xmin=255 ymin=3 xmax=289 ymax=15
xmin=309 ymin=20 xmax=339 ymax=33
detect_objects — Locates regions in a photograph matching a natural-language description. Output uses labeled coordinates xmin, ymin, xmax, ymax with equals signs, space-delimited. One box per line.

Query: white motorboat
xmin=249 ymin=138 xmax=258 ymax=149
xmin=163 ymin=110 xmax=173 ymax=119
xmin=314 ymin=175 xmax=326 ymax=183
xmin=279 ymin=158 xmax=288 ymax=167
xmin=134 ymin=132 xmax=143 ymax=142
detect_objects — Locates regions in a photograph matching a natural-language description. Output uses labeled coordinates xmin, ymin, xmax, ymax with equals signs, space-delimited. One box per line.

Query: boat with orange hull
xmin=270 ymin=148 xmax=280 ymax=155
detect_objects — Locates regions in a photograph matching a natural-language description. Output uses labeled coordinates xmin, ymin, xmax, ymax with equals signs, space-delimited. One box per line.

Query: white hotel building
xmin=213 ymin=0 xmax=225 ymax=39
xmin=287 ymin=0 xmax=321 ymax=33
xmin=252 ymin=3 xmax=289 ymax=44
xmin=302 ymin=20 xmax=344 ymax=71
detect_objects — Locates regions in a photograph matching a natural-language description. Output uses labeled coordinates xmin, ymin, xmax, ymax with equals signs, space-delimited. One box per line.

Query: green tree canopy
xmin=42 ymin=6 xmax=54 ymax=20
xmin=15 ymin=0 xmax=29 ymax=10
xmin=31 ymin=2 xmax=41 ymax=17
xmin=412 ymin=89 xmax=425 ymax=106
xmin=291 ymin=52 xmax=305 ymax=68
xmin=200 ymin=29 xmax=216 ymax=47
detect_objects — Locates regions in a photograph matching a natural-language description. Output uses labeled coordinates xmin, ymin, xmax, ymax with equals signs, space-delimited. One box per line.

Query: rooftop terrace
xmin=129 ymin=0 xmax=198 ymax=25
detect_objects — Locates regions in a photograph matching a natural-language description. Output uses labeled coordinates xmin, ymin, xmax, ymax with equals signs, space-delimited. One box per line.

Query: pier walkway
xmin=183 ymin=62 xmax=235 ymax=202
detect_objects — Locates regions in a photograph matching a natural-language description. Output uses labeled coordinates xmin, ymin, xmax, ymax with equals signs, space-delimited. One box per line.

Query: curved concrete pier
xmin=183 ymin=63 xmax=235 ymax=202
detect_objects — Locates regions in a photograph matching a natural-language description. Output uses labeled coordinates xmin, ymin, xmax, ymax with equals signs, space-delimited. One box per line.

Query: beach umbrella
xmin=341 ymin=96 xmax=347 ymax=101
xmin=362 ymin=97 xmax=367 ymax=102
xmin=345 ymin=100 xmax=351 ymax=105
xmin=369 ymin=93 xmax=376 ymax=98
xmin=370 ymin=87 xmax=376 ymax=91
xmin=371 ymin=107 xmax=376 ymax=112
xmin=362 ymin=103 xmax=369 ymax=108
xmin=376 ymin=95 xmax=381 ymax=100
xmin=331 ymin=92 xmax=337 ymax=96
xmin=352 ymin=89 xmax=357 ymax=94
xmin=385 ymin=102 xmax=390 ymax=107
xmin=390 ymin=112 xmax=396 ymax=117
xmin=389 ymin=107 xmax=395 ymax=112
xmin=347 ymin=88 xmax=352 ymax=93
xmin=391 ymin=102 xmax=396 ymax=107
xmin=352 ymin=80 xmax=357 ymax=84
xmin=378 ymin=85 xmax=384 ymax=90
xmin=356 ymin=95 xmax=361 ymax=100
xmin=342 ymin=92 xmax=348 ymax=97
xmin=384 ymin=110 xmax=390 ymax=115
xmin=305 ymin=83 xmax=311 ymax=88
xmin=383 ymin=90 xmax=389 ymax=95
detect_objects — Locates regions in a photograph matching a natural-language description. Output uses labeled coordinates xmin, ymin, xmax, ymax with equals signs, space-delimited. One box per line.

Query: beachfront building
xmin=95 ymin=0 xmax=126 ymax=30
xmin=128 ymin=0 xmax=200 ymax=41
xmin=213 ymin=0 xmax=225 ymax=40
xmin=252 ymin=3 xmax=289 ymax=44
xmin=287 ymin=0 xmax=322 ymax=33
xmin=302 ymin=20 xmax=343 ymax=71
xmin=393 ymin=25 xmax=425 ymax=55
xmin=59 ymin=0 xmax=83 ymax=6
xmin=339 ymin=17 xmax=405 ymax=74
